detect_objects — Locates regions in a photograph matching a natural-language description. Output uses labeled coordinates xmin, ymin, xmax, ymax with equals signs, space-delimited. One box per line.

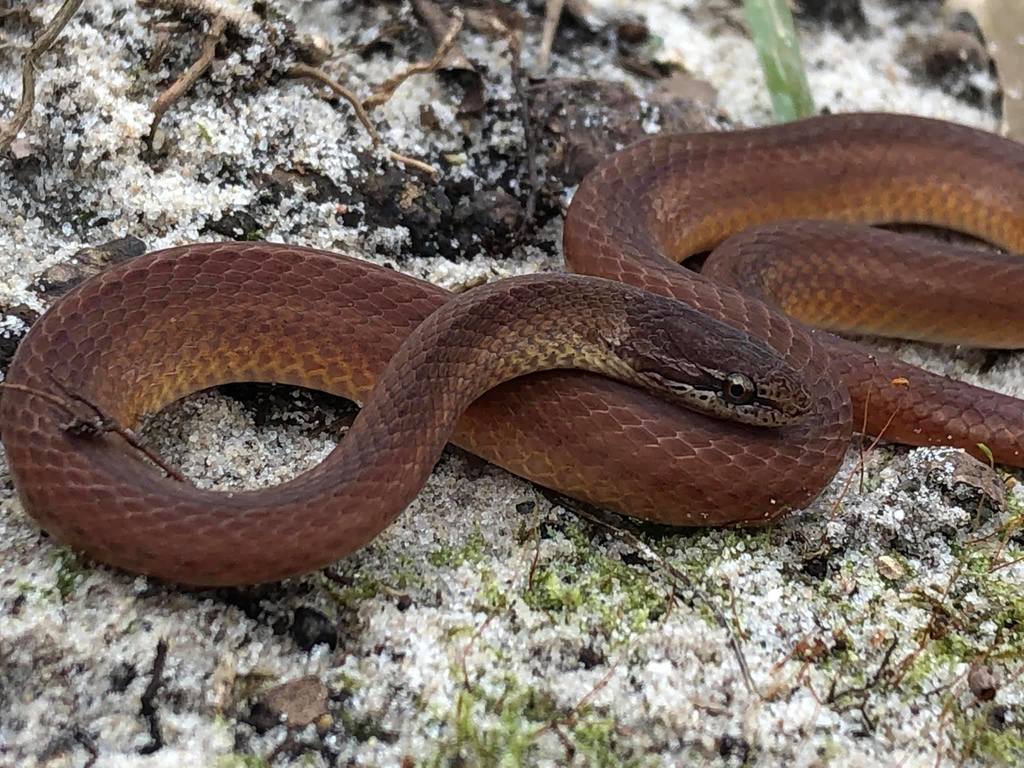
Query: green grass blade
xmin=742 ymin=0 xmax=816 ymax=122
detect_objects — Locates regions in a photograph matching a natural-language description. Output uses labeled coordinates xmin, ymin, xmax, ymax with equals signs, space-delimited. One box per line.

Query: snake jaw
xmin=632 ymin=367 xmax=810 ymax=427
xmin=755 ymin=370 xmax=815 ymax=422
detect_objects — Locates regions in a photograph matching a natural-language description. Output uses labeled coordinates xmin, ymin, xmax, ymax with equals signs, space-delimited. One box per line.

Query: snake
xmin=3 ymin=113 xmax=1024 ymax=586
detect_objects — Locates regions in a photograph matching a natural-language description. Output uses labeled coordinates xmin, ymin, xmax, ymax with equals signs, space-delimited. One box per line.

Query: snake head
xmin=612 ymin=299 xmax=813 ymax=427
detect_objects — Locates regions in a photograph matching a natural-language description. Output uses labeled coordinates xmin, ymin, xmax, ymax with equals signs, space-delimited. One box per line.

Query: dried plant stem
xmin=0 ymin=0 xmax=85 ymax=153
xmin=362 ymin=10 xmax=463 ymax=110
xmin=148 ymin=14 xmax=227 ymax=139
xmin=0 ymin=381 xmax=187 ymax=483
xmin=536 ymin=0 xmax=564 ymax=74
xmin=286 ymin=63 xmax=439 ymax=177
xmin=285 ymin=10 xmax=464 ymax=178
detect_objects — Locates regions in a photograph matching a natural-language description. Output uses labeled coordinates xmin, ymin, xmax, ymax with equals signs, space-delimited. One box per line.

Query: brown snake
xmin=3 ymin=113 xmax=1024 ymax=586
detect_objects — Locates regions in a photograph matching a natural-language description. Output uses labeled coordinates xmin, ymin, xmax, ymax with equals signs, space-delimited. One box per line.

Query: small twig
xmin=361 ymin=10 xmax=463 ymax=111
xmin=507 ymin=26 xmax=539 ymax=240
xmin=533 ymin=664 xmax=615 ymax=737
xmin=966 ymin=512 xmax=1022 ymax=548
xmin=47 ymin=375 xmax=188 ymax=483
xmin=286 ymin=63 xmax=439 ymax=178
xmin=526 ymin=519 xmax=543 ymax=591
xmin=819 ymin=633 xmax=900 ymax=735
xmin=287 ymin=62 xmax=380 ymax=142
xmin=0 ymin=380 xmax=187 ymax=483
xmin=933 ymin=686 xmax=958 ymax=768
xmin=0 ymin=0 xmax=85 ymax=154
xmin=139 ymin=638 xmax=168 ymax=755
xmin=540 ymin=489 xmax=758 ymax=695
xmin=988 ymin=553 xmax=1024 ymax=574
xmin=828 ymin=391 xmax=903 ymax=521
xmin=73 ymin=727 xmax=99 ymax=768
xmin=919 ymin=661 xmax=973 ymax=700
xmin=148 ymin=14 xmax=227 ymax=141
xmin=989 ymin=497 xmax=1019 ymax=566
xmin=0 ymin=8 xmax=33 ymax=24
xmin=136 ymin=0 xmax=257 ymax=28
xmin=536 ymin=0 xmax=565 ymax=75
xmin=827 ymin=634 xmax=899 ymax=705
xmin=458 ymin=613 xmax=496 ymax=688
xmin=1 ymin=381 xmax=87 ymax=415
xmin=889 ymin=562 xmax=966 ymax=693
xmin=857 ymin=387 xmax=871 ymax=492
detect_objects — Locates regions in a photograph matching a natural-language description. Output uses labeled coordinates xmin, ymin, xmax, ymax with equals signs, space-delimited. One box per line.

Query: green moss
xmin=338 ymin=704 xmax=396 ymax=744
xmin=1003 ymin=487 xmax=1024 ymax=517
xmin=966 ymin=723 xmax=1024 ymax=765
xmin=195 ymin=120 xmax=213 ymax=144
xmin=73 ymin=209 xmax=97 ymax=229
xmin=321 ymin=553 xmax=426 ymax=610
xmin=451 ymin=684 xmax=543 ymax=765
xmin=52 ymin=549 xmax=89 ymax=601
xmin=884 ymin=531 xmax=1024 ymax=736
xmin=441 ymin=624 xmax=477 ymax=644
xmin=521 ymin=524 xmax=668 ymax=640
xmin=900 ymin=551 xmax=1023 ymax=696
xmin=427 ymin=673 xmax=649 ymax=767
xmin=333 ymin=669 xmax=361 ymax=693
xmin=427 ymin=545 xmax=455 ymax=568
xmin=476 ymin=568 xmax=510 ymax=613
xmin=525 ymin=566 xmax=582 ymax=611
xmin=950 ymin=705 xmax=1024 ymax=766
xmin=574 ymin=718 xmax=637 ymax=768
xmin=390 ymin=553 xmax=425 ymax=590
xmin=662 ymin=531 xmax=764 ymax=627
xmin=902 ymin=647 xmax=941 ymax=690
xmin=956 ymin=549 xmax=1024 ymax=659
xmin=427 ymin=526 xmax=487 ymax=568
xmin=320 ymin=572 xmax=382 ymax=610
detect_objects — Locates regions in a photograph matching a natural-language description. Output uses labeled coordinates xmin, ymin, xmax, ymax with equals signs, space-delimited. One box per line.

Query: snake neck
xmin=332 ymin=275 xmax=637 ymax=520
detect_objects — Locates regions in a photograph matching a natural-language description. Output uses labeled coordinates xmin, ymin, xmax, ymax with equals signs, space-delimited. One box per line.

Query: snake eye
xmin=722 ymin=372 xmax=757 ymax=405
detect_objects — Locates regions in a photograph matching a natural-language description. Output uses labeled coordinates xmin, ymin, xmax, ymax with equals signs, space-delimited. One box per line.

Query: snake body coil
xmin=3 ymin=113 xmax=1024 ymax=585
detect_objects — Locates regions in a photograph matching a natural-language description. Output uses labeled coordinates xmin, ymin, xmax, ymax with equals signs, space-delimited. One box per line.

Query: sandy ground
xmin=1 ymin=1 xmax=1022 ymax=766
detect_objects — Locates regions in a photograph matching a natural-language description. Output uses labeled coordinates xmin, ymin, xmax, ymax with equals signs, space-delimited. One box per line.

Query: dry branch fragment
xmin=411 ymin=0 xmax=484 ymax=114
xmin=0 ymin=380 xmax=187 ymax=483
xmin=0 ymin=7 xmax=32 ymax=24
xmin=138 ymin=0 xmax=439 ymax=177
xmin=411 ymin=0 xmax=473 ymax=72
xmin=536 ymin=0 xmax=565 ymax=74
xmin=286 ymin=63 xmax=439 ymax=178
xmin=136 ymin=0 xmax=258 ymax=29
xmin=139 ymin=0 xmax=271 ymax=145
xmin=148 ymin=14 xmax=227 ymax=141
xmin=507 ymin=25 xmax=539 ymax=236
xmin=362 ymin=9 xmax=463 ymax=110
xmin=0 ymin=0 xmax=85 ymax=154
xmin=285 ymin=62 xmax=380 ymax=143
xmin=139 ymin=639 xmax=169 ymax=755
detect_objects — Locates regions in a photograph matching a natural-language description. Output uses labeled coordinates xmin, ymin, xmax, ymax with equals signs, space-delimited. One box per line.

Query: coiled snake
xmin=2 ymin=113 xmax=1023 ymax=585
